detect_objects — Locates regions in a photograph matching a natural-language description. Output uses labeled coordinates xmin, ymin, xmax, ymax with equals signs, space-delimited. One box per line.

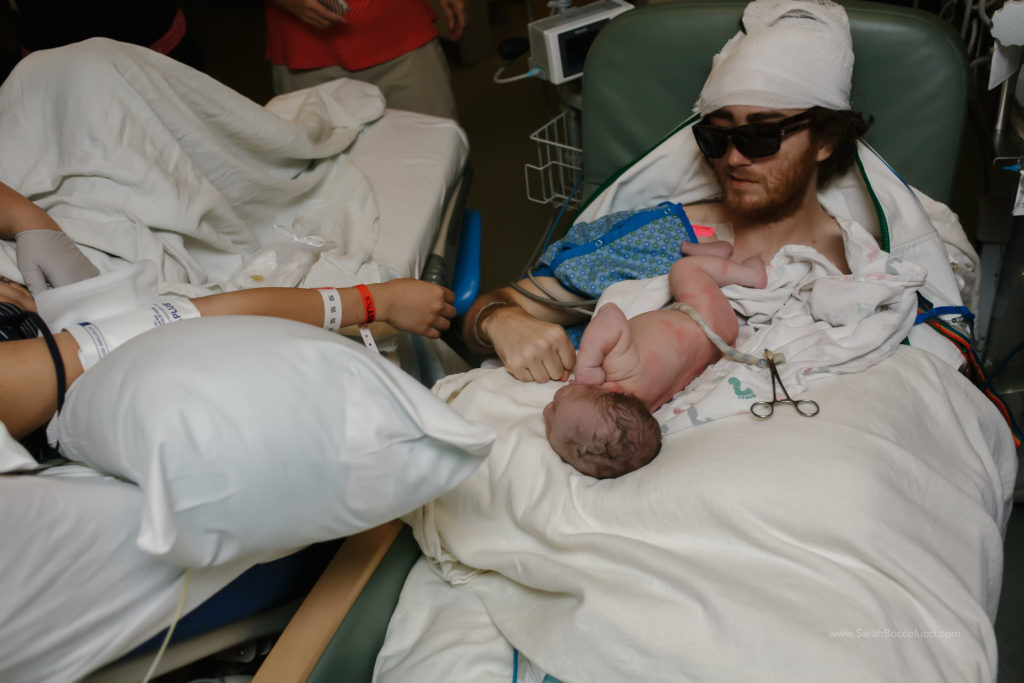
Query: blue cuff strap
xmin=914 ymin=305 xmax=974 ymax=326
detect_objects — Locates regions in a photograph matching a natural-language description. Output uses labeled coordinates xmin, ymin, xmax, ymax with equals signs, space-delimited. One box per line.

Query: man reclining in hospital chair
xmin=464 ymin=0 xmax=960 ymax=392
xmin=462 ymin=0 xmax=1023 ymax=445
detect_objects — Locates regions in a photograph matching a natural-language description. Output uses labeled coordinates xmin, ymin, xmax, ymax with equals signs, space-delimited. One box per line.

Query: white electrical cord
xmin=493 ymin=64 xmax=541 ymax=83
xmin=140 ymin=568 xmax=191 ymax=683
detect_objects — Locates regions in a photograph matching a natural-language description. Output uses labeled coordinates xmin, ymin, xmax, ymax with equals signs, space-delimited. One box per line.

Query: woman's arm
xmin=0 ymin=180 xmax=100 ymax=292
xmin=1 ymin=278 xmax=455 ymax=439
xmin=0 ymin=332 xmax=84 ymax=440
xmin=0 ymin=180 xmax=61 ymax=238
xmin=192 ymin=278 xmax=455 ymax=338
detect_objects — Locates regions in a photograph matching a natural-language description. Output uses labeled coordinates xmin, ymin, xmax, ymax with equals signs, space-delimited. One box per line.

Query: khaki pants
xmin=271 ymin=39 xmax=457 ymax=120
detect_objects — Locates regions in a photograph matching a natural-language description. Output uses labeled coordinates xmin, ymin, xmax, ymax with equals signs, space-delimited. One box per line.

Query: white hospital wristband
xmin=66 ymin=300 xmax=201 ymax=371
xmin=316 ymin=288 xmax=342 ymax=333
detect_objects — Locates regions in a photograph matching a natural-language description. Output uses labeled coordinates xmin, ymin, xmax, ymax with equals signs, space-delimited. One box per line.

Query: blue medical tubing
xmin=453 ymin=208 xmax=482 ymax=316
xmin=511 ymin=648 xmax=563 ymax=683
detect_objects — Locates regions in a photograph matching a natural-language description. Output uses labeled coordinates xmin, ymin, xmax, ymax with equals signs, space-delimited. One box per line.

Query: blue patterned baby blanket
xmin=535 ymin=201 xmax=697 ymax=298
xmin=533 ymin=201 xmax=697 ymax=346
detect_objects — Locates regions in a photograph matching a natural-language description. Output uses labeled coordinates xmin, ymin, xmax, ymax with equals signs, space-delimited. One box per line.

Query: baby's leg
xmin=681 ymin=239 xmax=733 ymax=260
xmin=679 ymin=241 xmax=767 ymax=289
xmin=668 ymin=252 xmax=766 ymax=346
xmin=575 ymin=303 xmax=630 ymax=386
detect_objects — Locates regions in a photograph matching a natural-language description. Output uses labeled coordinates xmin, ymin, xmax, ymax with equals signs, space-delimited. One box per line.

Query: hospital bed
xmin=0 ymin=38 xmax=480 ymax=682
xmin=253 ymin=1 xmax=1018 ymax=681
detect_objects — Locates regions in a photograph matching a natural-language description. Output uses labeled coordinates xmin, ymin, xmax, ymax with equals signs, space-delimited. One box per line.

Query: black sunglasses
xmin=692 ymin=111 xmax=811 ymax=159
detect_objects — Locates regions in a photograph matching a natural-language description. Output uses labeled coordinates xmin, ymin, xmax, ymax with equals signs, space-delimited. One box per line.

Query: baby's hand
xmin=373 ymin=279 xmax=456 ymax=338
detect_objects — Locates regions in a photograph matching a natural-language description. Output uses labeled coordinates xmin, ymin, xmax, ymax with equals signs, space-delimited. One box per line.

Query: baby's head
xmin=543 ymin=383 xmax=662 ymax=479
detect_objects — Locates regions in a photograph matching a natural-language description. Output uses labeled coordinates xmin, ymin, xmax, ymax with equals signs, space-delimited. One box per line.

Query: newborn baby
xmin=544 ymin=241 xmax=766 ymax=478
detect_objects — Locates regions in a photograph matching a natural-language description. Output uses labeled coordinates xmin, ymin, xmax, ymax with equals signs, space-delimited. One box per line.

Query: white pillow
xmin=57 ymin=316 xmax=495 ymax=567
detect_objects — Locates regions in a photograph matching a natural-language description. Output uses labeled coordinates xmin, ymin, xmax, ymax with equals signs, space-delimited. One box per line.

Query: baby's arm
xmin=574 ymin=302 xmax=632 ymax=386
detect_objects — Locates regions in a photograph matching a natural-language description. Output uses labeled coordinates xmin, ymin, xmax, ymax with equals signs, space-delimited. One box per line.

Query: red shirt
xmin=265 ymin=0 xmax=439 ymax=71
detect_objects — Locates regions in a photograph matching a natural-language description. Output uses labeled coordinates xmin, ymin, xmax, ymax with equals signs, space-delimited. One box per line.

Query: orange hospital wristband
xmin=355 ymin=284 xmax=376 ymax=324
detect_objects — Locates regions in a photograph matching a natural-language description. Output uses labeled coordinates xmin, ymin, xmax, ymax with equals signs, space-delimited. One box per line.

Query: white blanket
xmin=393 ymin=348 xmax=1017 ymax=682
xmin=0 ymin=38 xmax=388 ymax=296
xmin=598 ymin=216 xmax=927 ymax=432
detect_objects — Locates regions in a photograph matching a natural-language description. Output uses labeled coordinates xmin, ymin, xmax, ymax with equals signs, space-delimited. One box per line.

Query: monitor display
xmin=558 ymin=19 xmax=610 ymax=79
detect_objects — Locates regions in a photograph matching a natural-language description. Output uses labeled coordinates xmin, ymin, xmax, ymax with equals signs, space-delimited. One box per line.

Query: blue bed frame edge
xmin=453 ymin=208 xmax=483 ymax=317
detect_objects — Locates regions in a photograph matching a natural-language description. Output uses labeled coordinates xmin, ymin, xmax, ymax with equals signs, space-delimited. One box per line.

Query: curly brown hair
xmin=566 ymin=391 xmax=663 ymax=479
xmin=807 ymin=107 xmax=873 ymax=188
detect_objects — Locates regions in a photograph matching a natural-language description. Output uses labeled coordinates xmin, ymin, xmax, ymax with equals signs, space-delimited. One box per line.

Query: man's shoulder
xmin=683 ymin=199 xmax=726 ymax=225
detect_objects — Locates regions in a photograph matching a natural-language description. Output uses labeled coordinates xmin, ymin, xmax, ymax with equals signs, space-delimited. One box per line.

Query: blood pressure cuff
xmin=534 ymin=201 xmax=698 ymax=298
xmin=533 ymin=201 xmax=698 ymax=346
xmin=67 ymin=300 xmax=201 ymax=372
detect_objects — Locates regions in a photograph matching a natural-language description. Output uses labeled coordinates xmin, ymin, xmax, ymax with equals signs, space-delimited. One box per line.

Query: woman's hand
xmin=371 ymin=279 xmax=456 ymax=338
xmin=270 ymin=0 xmax=346 ymax=30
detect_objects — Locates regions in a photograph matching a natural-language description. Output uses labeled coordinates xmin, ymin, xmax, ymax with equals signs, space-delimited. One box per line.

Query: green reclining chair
xmin=254 ymin=2 xmax=970 ymax=681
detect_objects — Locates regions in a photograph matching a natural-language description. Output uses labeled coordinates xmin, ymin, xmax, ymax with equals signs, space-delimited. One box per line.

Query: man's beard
xmin=714 ymin=145 xmax=819 ymax=223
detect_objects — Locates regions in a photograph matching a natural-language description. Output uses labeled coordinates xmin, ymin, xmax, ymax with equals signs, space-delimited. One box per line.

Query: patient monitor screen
xmin=559 ymin=19 xmax=609 ymax=79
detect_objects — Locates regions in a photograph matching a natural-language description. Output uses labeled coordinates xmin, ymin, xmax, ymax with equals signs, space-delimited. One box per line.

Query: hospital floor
xmin=1 ymin=0 xmax=1023 ymax=679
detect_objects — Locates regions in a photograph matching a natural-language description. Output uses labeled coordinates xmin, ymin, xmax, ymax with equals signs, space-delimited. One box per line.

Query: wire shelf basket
xmin=525 ymin=110 xmax=583 ymax=208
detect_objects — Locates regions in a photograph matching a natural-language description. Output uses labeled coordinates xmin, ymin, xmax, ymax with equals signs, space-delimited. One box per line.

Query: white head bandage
xmin=695 ymin=0 xmax=854 ymax=116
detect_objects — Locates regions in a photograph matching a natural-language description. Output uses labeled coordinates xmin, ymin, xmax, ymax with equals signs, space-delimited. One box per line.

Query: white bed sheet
xmin=349 ymin=109 xmax=468 ymax=281
xmin=0 ymin=38 xmax=468 ymax=296
xmin=379 ymin=347 xmax=1018 ymax=683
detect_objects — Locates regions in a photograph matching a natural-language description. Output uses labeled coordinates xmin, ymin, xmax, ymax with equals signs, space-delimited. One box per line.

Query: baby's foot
xmin=740 ymin=256 xmax=768 ymax=288
xmin=680 ymin=240 xmax=733 ymax=259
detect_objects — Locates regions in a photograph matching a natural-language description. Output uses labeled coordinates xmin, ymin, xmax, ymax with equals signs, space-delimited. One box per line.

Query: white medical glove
xmin=15 ymin=229 xmax=100 ymax=294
